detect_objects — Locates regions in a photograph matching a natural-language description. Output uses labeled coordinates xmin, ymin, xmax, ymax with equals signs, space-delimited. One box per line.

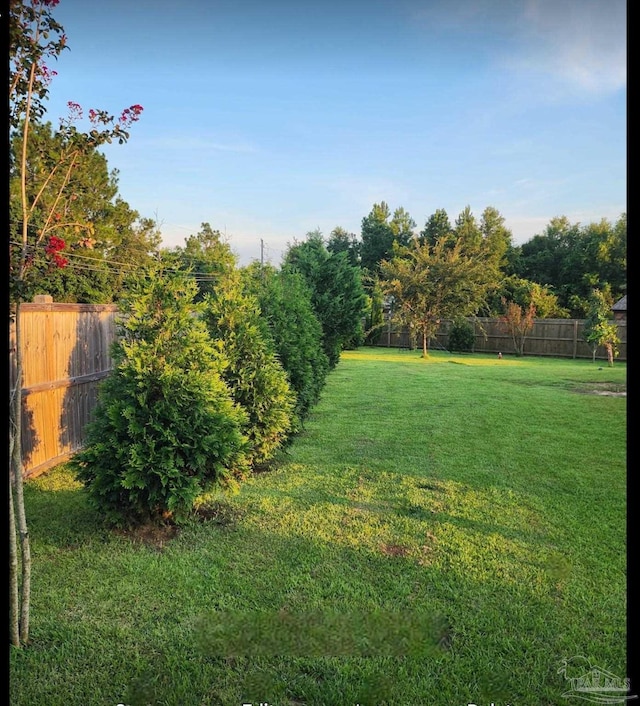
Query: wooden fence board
xmin=10 ymin=302 xmax=118 ymax=478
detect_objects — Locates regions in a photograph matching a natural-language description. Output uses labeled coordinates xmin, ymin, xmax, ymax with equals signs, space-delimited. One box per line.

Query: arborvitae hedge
xmin=243 ymin=263 xmax=329 ymax=425
xmin=72 ymin=267 xmax=249 ymax=526
xmin=202 ymin=269 xmax=296 ymax=468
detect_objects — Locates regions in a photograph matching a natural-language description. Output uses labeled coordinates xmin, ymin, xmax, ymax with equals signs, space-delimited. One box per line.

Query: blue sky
xmin=42 ymin=0 xmax=627 ymax=265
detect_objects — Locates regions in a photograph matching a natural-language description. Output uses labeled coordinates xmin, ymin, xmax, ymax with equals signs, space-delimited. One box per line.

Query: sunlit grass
xmin=11 ymin=347 xmax=627 ymax=705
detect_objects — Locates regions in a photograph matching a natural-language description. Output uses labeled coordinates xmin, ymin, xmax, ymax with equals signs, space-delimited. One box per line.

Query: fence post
xmin=572 ymin=319 xmax=578 ymax=359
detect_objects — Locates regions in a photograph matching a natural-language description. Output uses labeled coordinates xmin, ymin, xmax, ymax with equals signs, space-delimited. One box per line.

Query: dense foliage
xmin=71 ymin=267 xmax=249 ymax=525
xmin=283 ymin=230 xmax=367 ymax=367
xmin=243 ymin=263 xmax=330 ymax=424
xmin=381 ymin=237 xmax=499 ymax=357
xmin=202 ymin=266 xmax=296 ymax=468
xmin=510 ymin=214 xmax=626 ymax=317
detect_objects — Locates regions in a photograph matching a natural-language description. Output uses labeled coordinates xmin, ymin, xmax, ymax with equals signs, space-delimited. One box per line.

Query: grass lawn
xmin=10 ymin=347 xmax=628 ymax=706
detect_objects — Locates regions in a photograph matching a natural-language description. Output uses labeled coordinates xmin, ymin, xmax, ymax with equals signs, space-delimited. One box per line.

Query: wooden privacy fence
xmin=9 ymin=298 xmax=118 ymax=478
xmin=373 ymin=317 xmax=627 ymax=361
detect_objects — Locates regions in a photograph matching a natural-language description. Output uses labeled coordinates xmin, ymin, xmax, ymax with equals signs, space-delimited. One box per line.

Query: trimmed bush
xmin=448 ymin=318 xmax=475 ymax=352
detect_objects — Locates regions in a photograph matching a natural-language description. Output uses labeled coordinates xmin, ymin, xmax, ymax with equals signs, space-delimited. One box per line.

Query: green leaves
xmin=72 ymin=266 xmax=250 ymax=525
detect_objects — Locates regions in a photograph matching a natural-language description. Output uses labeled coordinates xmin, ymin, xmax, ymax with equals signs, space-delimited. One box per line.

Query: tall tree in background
xmin=390 ymin=206 xmax=416 ymax=247
xmin=454 ymin=205 xmax=482 ymax=250
xmin=479 ymin=206 xmax=512 ymax=271
xmin=511 ymin=215 xmax=627 ymax=316
xmin=167 ymin=223 xmax=237 ymax=301
xmin=419 ymin=208 xmax=453 ymax=247
xmin=327 ymin=226 xmax=360 ymax=267
xmin=283 ymin=230 xmax=367 ymax=367
xmin=360 ymin=201 xmax=396 ymax=274
xmin=380 ymin=237 xmax=497 ymax=358
xmin=9 ymin=0 xmax=143 ymax=647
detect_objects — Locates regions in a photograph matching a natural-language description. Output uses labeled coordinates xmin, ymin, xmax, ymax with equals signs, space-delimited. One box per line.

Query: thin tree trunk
xmin=607 ymin=343 xmax=614 ymax=366
xmin=422 ymin=328 xmax=428 ymax=358
xmin=9 ymin=451 xmax=20 ymax=647
xmin=10 ymin=301 xmax=31 ymax=646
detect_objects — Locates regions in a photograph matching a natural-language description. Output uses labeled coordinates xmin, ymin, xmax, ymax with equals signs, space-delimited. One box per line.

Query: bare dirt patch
xmin=115 ymin=522 xmax=179 ymax=550
xmin=380 ymin=543 xmax=410 ymax=557
xmin=574 ymin=381 xmax=626 ymax=397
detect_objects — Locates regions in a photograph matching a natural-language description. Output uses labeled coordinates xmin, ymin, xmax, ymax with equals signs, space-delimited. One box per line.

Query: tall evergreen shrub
xmin=202 ymin=269 xmax=296 ymax=467
xmin=72 ymin=267 xmax=249 ymax=525
xmin=243 ymin=264 xmax=329 ymax=424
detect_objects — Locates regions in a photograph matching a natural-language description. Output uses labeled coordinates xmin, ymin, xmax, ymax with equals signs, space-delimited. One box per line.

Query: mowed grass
xmin=10 ymin=347 xmax=627 ymax=706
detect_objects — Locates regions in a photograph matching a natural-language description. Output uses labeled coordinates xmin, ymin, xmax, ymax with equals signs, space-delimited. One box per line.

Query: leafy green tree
xmin=72 ymin=266 xmax=249 ymax=526
xmin=327 ymin=226 xmax=360 ymax=267
xmin=490 ymin=276 xmax=569 ymax=318
xmin=480 ymin=206 xmax=513 ymax=271
xmin=390 ymin=206 xmax=417 ymax=246
xmin=283 ymin=230 xmax=367 ymax=367
xmin=202 ymin=267 xmax=296 ymax=468
xmin=243 ymin=263 xmax=329 ymax=423
xmin=583 ymin=288 xmax=620 ymax=365
xmin=512 ymin=215 xmax=626 ymax=316
xmin=419 ymin=208 xmax=453 ymax=247
xmin=167 ymin=223 xmax=237 ymax=301
xmin=380 ymin=237 xmax=497 ymax=357
xmin=454 ymin=205 xmax=482 ymax=250
xmin=360 ymin=201 xmax=396 ymax=274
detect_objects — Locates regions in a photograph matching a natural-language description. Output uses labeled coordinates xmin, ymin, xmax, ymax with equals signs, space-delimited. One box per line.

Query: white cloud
xmin=509 ymin=0 xmax=626 ymax=95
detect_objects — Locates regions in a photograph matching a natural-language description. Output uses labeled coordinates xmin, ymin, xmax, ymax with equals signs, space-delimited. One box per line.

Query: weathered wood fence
xmin=373 ymin=317 xmax=627 ymax=361
xmin=10 ymin=300 xmax=627 ymax=479
xmin=9 ymin=298 xmax=118 ymax=478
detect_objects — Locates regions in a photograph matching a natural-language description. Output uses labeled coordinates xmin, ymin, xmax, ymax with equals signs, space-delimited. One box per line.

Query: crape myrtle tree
xmin=71 ymin=265 xmax=250 ymax=526
xmin=10 ymin=120 xmax=160 ymax=303
xmin=499 ymin=299 xmax=536 ymax=357
xmin=9 ymin=0 xmax=144 ymax=647
xmin=242 ymin=262 xmax=329 ymax=425
xmin=380 ymin=236 xmax=498 ymax=358
xmin=283 ymin=229 xmax=367 ymax=367
xmin=582 ymin=288 xmax=620 ymax=366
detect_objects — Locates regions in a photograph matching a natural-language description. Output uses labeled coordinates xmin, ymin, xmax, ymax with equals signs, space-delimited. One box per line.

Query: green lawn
xmin=10 ymin=347 xmax=628 ymax=706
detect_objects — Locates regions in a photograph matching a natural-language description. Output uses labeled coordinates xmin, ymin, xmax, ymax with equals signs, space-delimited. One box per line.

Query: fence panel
xmin=10 ymin=300 xmax=118 ymax=478
xmin=372 ymin=317 xmax=627 ymax=361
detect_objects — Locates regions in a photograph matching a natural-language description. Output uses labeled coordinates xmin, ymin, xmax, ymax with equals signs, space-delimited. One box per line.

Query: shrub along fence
xmin=371 ymin=317 xmax=627 ymax=361
xmin=9 ymin=297 xmax=118 ymax=478
xmin=10 ymin=300 xmax=626 ymax=478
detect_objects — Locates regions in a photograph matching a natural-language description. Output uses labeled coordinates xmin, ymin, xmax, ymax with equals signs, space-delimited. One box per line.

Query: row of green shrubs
xmin=71 ymin=257 xmax=332 ymax=527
